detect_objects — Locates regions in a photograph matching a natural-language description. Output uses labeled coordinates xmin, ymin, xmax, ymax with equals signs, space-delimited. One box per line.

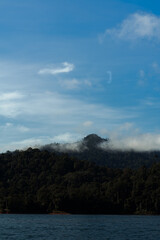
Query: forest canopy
xmin=0 ymin=146 xmax=160 ymax=214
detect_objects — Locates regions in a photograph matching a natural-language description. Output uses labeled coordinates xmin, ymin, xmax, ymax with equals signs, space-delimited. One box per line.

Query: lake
xmin=0 ymin=214 xmax=159 ymax=239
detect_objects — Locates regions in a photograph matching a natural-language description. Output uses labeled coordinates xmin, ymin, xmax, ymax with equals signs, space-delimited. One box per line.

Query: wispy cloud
xmin=17 ymin=126 xmax=30 ymax=133
xmin=58 ymin=78 xmax=92 ymax=90
xmin=138 ymin=69 xmax=146 ymax=86
xmin=0 ymin=91 xmax=24 ymax=118
xmin=59 ymin=79 xmax=81 ymax=89
xmin=0 ymin=92 xmax=24 ymax=101
xmin=0 ymin=122 xmax=29 ymax=133
xmin=107 ymin=71 xmax=112 ymax=83
xmin=152 ymin=62 xmax=160 ymax=73
xmin=0 ymin=91 xmax=132 ymax=122
xmin=101 ymin=12 xmax=160 ymax=42
xmin=141 ymin=97 xmax=159 ymax=107
xmin=83 ymin=121 xmax=93 ymax=127
xmin=38 ymin=62 xmax=74 ymax=75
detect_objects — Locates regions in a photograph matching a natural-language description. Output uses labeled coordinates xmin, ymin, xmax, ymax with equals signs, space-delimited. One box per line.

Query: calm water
xmin=0 ymin=214 xmax=160 ymax=240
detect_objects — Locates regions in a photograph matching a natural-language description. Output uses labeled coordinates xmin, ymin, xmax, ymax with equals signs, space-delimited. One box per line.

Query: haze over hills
xmin=41 ymin=134 xmax=108 ymax=153
xmin=40 ymin=134 xmax=160 ymax=169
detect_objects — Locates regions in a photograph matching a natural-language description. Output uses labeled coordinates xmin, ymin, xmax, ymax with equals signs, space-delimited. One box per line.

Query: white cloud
xmin=38 ymin=62 xmax=74 ymax=75
xmin=102 ymin=12 xmax=160 ymax=42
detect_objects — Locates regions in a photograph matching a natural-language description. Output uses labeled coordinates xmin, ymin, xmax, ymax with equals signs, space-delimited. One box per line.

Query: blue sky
xmin=1 ymin=0 xmax=160 ymax=151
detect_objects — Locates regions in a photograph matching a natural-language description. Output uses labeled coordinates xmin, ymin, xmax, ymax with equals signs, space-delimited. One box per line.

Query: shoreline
xmin=0 ymin=212 xmax=158 ymax=216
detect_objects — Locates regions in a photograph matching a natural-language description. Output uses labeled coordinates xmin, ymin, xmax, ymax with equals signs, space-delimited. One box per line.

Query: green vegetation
xmin=0 ymin=147 xmax=160 ymax=214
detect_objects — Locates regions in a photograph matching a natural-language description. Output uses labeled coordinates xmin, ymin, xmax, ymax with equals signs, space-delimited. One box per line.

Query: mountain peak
xmin=83 ymin=134 xmax=108 ymax=148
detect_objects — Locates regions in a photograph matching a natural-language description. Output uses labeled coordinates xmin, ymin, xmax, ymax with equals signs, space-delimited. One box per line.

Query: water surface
xmin=0 ymin=214 xmax=159 ymax=240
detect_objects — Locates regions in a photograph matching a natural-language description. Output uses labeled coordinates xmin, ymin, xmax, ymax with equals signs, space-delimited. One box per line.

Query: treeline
xmin=0 ymin=148 xmax=160 ymax=214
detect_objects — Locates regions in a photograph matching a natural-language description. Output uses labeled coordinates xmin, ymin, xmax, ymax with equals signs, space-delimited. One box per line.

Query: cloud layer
xmin=100 ymin=132 xmax=160 ymax=152
xmin=0 ymin=91 xmax=130 ymax=122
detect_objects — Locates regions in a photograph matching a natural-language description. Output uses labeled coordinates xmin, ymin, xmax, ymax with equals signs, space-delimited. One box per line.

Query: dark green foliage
xmin=0 ymin=147 xmax=160 ymax=214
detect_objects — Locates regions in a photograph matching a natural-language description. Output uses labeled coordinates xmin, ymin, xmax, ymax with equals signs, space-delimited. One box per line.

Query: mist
xmin=99 ymin=133 xmax=160 ymax=152
xmin=41 ymin=141 xmax=87 ymax=153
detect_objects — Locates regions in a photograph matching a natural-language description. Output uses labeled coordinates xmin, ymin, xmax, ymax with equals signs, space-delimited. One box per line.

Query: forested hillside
xmin=42 ymin=134 xmax=160 ymax=169
xmin=0 ymin=147 xmax=160 ymax=214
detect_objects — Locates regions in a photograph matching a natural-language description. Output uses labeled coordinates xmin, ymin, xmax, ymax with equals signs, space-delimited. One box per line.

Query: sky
xmin=1 ymin=0 xmax=160 ymax=151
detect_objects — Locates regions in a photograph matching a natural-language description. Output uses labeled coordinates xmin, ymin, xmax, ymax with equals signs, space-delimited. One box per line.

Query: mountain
xmin=83 ymin=134 xmax=108 ymax=148
xmin=41 ymin=134 xmax=160 ymax=169
xmin=41 ymin=133 xmax=107 ymax=152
